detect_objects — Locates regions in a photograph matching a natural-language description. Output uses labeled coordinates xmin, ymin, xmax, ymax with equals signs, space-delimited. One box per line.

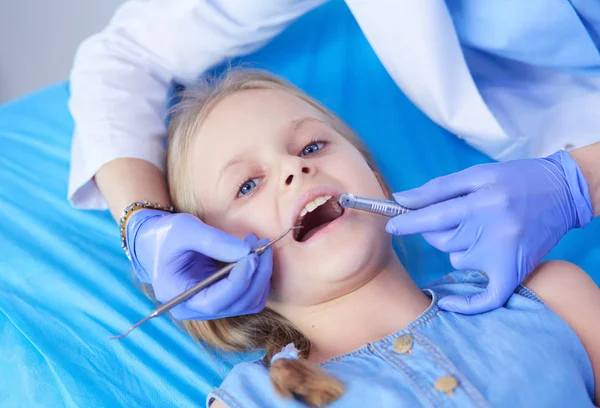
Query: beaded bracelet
xmin=119 ymin=201 xmax=173 ymax=260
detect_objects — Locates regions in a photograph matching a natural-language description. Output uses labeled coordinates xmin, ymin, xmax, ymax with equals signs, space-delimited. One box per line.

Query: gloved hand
xmin=386 ymin=150 xmax=593 ymax=314
xmin=126 ymin=210 xmax=273 ymax=320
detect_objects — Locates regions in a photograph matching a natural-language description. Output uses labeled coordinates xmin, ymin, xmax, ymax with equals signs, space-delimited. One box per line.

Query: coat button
xmin=392 ymin=334 xmax=413 ymax=354
xmin=434 ymin=375 xmax=459 ymax=396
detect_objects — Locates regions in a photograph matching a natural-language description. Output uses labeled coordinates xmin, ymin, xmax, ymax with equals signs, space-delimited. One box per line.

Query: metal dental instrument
xmin=338 ymin=193 xmax=411 ymax=217
xmin=110 ymin=225 xmax=301 ymax=340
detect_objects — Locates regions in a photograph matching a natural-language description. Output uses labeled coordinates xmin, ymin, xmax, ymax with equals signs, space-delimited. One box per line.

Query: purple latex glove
xmin=126 ymin=210 xmax=273 ymax=320
xmin=386 ymin=150 xmax=593 ymax=314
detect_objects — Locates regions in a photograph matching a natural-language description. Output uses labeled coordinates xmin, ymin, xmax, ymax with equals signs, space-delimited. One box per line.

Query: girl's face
xmin=191 ymin=88 xmax=394 ymax=310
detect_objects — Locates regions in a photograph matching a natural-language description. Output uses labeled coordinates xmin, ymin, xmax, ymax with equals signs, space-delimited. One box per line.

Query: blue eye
xmin=237 ymin=177 xmax=260 ymax=197
xmin=300 ymin=141 xmax=325 ymax=156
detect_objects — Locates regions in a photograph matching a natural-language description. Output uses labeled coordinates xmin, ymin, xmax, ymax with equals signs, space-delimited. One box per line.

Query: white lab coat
xmin=68 ymin=0 xmax=600 ymax=210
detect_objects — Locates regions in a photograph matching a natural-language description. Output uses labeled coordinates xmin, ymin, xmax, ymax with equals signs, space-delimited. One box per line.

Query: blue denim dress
xmin=207 ymin=271 xmax=594 ymax=407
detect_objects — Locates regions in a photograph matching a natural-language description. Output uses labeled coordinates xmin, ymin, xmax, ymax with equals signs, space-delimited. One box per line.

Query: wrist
xmin=546 ymin=150 xmax=593 ymax=229
xmin=569 ymin=142 xmax=600 ymax=218
xmin=119 ymin=201 xmax=173 ymax=260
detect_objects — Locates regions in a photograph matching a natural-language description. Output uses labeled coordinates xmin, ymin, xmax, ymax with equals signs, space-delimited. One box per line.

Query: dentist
xmin=68 ymin=0 xmax=600 ymax=318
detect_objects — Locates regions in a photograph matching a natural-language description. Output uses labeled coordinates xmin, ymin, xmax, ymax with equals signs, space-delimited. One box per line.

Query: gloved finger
xmin=168 ymin=302 xmax=204 ymax=320
xmin=449 ymin=250 xmax=469 ymax=270
xmin=254 ymin=237 xmax=271 ymax=249
xmin=386 ymin=197 xmax=467 ymax=235
xmin=421 ymin=228 xmax=469 ymax=253
xmin=449 ymin=239 xmax=490 ymax=270
xmin=244 ymin=234 xmax=273 ymax=252
xmin=244 ymin=233 xmax=261 ymax=249
xmin=176 ymin=214 xmax=251 ymax=262
xmin=229 ymin=243 xmax=273 ymax=314
xmin=156 ymin=237 xmax=270 ymax=317
xmin=239 ymin=237 xmax=273 ymax=315
xmin=247 ymin=281 xmax=271 ymax=314
xmin=184 ymin=254 xmax=258 ymax=315
xmin=391 ymin=170 xmax=478 ymax=209
xmin=437 ymin=275 xmax=514 ymax=314
xmin=166 ymin=283 xmax=257 ymax=321
xmin=169 ymin=300 xmax=256 ymax=321
xmin=153 ymin=268 xmax=196 ymax=304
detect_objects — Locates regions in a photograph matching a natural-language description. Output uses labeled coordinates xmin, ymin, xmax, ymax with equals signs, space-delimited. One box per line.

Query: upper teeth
xmin=300 ymin=195 xmax=332 ymax=218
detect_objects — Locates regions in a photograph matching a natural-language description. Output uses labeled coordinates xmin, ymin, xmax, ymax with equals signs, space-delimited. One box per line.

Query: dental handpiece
xmin=338 ymin=193 xmax=410 ymax=217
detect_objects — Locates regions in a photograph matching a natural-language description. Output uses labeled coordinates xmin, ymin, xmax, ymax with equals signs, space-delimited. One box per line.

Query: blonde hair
xmin=161 ymin=69 xmax=392 ymax=407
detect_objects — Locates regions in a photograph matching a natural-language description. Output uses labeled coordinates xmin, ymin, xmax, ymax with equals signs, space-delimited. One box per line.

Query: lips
xmin=291 ymin=187 xmax=346 ymax=242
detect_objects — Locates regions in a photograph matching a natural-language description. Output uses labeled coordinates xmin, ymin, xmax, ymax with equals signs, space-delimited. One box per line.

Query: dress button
xmin=392 ymin=334 xmax=413 ymax=354
xmin=434 ymin=375 xmax=459 ymax=396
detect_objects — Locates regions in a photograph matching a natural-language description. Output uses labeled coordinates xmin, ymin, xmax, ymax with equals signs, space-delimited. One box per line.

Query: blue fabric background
xmin=1 ymin=2 xmax=598 ymax=406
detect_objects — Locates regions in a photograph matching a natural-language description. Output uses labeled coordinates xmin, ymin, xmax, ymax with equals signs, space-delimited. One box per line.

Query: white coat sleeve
xmin=68 ymin=0 xmax=328 ymax=210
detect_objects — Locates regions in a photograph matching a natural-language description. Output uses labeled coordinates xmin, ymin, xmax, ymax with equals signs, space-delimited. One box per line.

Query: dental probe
xmin=338 ymin=193 xmax=411 ymax=217
xmin=110 ymin=226 xmax=301 ymax=340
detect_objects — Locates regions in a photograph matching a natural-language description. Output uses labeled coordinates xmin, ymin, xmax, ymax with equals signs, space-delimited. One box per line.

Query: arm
xmin=570 ymin=142 xmax=600 ymax=217
xmin=94 ymin=158 xmax=170 ymax=222
xmin=524 ymin=261 xmax=600 ymax=406
xmin=68 ymin=0 xmax=328 ymax=215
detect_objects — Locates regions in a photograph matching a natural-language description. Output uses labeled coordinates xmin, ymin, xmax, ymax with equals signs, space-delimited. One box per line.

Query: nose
xmin=285 ymin=166 xmax=310 ymax=186
xmin=283 ymin=158 xmax=314 ymax=187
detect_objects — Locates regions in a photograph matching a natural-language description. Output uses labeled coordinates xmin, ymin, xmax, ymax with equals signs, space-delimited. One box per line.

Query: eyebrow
xmin=216 ymin=116 xmax=323 ymax=182
xmin=291 ymin=117 xmax=323 ymax=131
xmin=218 ymin=155 xmax=244 ymax=183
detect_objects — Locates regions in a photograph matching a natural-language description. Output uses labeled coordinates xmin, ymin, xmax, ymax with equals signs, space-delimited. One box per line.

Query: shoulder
xmin=523 ymin=260 xmax=600 ymax=404
xmin=523 ymin=260 xmax=600 ymax=342
xmin=523 ymin=260 xmax=598 ymax=311
xmin=523 ymin=260 xmax=600 ymax=325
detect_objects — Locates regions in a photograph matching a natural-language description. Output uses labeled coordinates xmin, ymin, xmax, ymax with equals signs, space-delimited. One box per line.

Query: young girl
xmin=162 ymin=70 xmax=600 ymax=407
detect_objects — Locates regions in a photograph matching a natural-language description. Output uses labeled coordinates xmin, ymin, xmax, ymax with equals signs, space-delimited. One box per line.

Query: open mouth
xmin=294 ymin=195 xmax=345 ymax=242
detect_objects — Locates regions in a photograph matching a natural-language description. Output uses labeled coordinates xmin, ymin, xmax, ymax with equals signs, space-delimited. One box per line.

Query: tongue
xmin=301 ymin=222 xmax=330 ymax=242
